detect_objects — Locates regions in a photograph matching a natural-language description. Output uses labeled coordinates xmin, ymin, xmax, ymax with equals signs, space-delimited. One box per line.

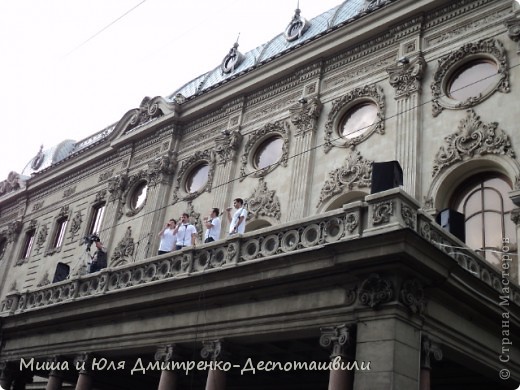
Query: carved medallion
xmin=359 ymin=273 xmax=393 ymax=308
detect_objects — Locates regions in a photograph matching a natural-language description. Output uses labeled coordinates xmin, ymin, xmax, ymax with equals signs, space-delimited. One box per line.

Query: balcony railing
xmin=2 ymin=188 xmax=519 ymax=315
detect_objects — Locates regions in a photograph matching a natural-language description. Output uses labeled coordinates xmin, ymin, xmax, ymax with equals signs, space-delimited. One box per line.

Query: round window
xmin=130 ymin=182 xmax=148 ymax=210
xmin=448 ymin=59 xmax=498 ymax=101
xmin=339 ymin=102 xmax=378 ymax=139
xmin=254 ymin=136 xmax=284 ymax=170
xmin=186 ymin=163 xmax=209 ymax=193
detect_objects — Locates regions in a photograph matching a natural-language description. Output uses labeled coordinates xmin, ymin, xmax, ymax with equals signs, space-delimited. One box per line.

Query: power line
xmin=66 ymin=0 xmax=147 ymax=57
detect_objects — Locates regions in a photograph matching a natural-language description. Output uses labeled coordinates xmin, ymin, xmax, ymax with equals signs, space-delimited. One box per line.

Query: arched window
xmin=452 ymin=174 xmax=516 ymax=267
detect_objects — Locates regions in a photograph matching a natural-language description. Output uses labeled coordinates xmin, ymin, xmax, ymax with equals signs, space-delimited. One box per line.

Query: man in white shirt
xmin=226 ymin=198 xmax=248 ymax=235
xmin=157 ymin=218 xmax=177 ymax=255
xmin=204 ymin=208 xmax=221 ymax=243
xmin=174 ymin=213 xmax=197 ymax=250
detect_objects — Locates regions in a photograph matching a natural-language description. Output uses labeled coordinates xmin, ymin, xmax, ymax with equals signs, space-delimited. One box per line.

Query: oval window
xmin=186 ymin=163 xmax=209 ymax=193
xmin=130 ymin=182 xmax=148 ymax=210
xmin=448 ymin=59 xmax=498 ymax=101
xmin=254 ymin=137 xmax=284 ymax=170
xmin=339 ymin=102 xmax=378 ymax=139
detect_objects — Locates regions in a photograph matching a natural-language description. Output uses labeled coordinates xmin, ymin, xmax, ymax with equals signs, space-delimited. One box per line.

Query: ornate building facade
xmin=0 ymin=0 xmax=520 ymax=389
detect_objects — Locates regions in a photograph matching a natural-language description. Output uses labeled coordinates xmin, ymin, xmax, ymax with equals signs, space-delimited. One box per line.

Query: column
xmin=387 ymin=55 xmax=426 ymax=199
xmin=155 ymin=344 xmax=181 ymax=390
xmin=320 ymin=324 xmax=355 ymax=390
xmin=0 ymin=361 xmax=14 ymax=389
xmin=46 ymin=370 xmax=64 ymax=390
xmin=74 ymin=353 xmax=93 ymax=390
xmin=419 ymin=335 xmax=442 ymax=390
xmin=287 ymin=96 xmax=322 ymax=220
xmin=201 ymin=340 xmax=228 ymax=390
xmin=353 ymin=315 xmax=421 ymax=390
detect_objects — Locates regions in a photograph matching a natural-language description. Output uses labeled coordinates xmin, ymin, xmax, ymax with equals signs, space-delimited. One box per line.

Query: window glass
xmin=339 ymin=102 xmax=378 ymax=139
xmin=21 ymin=230 xmax=35 ymax=259
xmin=130 ymin=182 xmax=148 ymax=209
xmin=448 ymin=60 xmax=498 ymax=101
xmin=90 ymin=203 xmax=105 ymax=235
xmin=54 ymin=219 xmax=68 ymax=248
xmin=186 ymin=164 xmax=209 ymax=193
xmin=254 ymin=137 xmax=284 ymax=169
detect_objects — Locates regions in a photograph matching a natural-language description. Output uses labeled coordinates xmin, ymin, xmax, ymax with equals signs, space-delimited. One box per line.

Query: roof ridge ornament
xmin=221 ymin=36 xmax=244 ymax=75
xmin=284 ymin=5 xmax=310 ymax=42
xmin=31 ymin=145 xmax=45 ymax=170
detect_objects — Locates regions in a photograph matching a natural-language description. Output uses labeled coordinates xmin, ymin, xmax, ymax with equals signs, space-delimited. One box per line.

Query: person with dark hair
xmin=174 ymin=213 xmax=197 ymax=250
xmin=204 ymin=208 xmax=221 ymax=243
xmin=158 ymin=218 xmax=177 ymax=255
xmin=89 ymin=236 xmax=107 ymax=273
xmin=226 ymin=198 xmax=247 ymax=235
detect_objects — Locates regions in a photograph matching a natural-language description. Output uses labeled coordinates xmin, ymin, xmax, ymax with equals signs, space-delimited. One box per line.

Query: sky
xmin=0 ymin=0 xmax=342 ymax=182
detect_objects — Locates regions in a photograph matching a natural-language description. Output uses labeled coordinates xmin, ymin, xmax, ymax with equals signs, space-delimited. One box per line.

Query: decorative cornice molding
xmin=432 ymin=109 xmax=515 ymax=178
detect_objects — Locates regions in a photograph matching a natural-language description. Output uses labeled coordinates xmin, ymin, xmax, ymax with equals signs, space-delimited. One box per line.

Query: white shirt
xmin=159 ymin=228 xmax=176 ymax=252
xmin=176 ymin=224 xmax=197 ymax=247
xmin=204 ymin=217 xmax=221 ymax=240
xmin=229 ymin=207 xmax=248 ymax=234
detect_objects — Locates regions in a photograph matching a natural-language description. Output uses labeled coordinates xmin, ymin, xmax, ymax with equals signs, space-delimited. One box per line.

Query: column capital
xmin=319 ymin=324 xmax=355 ymax=359
xmin=289 ymin=96 xmax=322 ymax=136
xmin=421 ymin=335 xmax=443 ymax=369
xmin=73 ymin=352 xmax=93 ymax=374
xmin=155 ymin=344 xmax=182 ymax=363
xmin=386 ymin=54 xmax=426 ymax=99
xmin=201 ymin=340 xmax=230 ymax=362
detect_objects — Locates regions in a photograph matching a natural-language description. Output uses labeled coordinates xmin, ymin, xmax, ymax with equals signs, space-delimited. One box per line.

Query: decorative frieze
xmin=432 ymin=109 xmax=515 ymax=178
xmin=63 ymin=186 xmax=76 ymax=198
xmin=317 ymin=151 xmax=373 ymax=208
xmin=244 ymin=92 xmax=300 ymax=124
xmin=133 ymin=147 xmax=161 ymax=167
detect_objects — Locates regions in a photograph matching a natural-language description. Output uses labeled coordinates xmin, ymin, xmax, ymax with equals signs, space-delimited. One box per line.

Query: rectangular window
xmin=89 ymin=203 xmax=106 ymax=235
xmin=53 ymin=219 xmax=68 ymax=248
xmin=21 ymin=230 xmax=35 ymax=259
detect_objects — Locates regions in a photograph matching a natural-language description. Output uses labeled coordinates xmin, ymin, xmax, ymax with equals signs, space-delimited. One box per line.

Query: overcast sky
xmin=0 ymin=0 xmax=341 ymax=182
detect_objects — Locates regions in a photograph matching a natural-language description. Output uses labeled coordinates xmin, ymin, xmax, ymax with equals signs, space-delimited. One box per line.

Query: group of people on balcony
xmin=157 ymin=197 xmax=248 ymax=255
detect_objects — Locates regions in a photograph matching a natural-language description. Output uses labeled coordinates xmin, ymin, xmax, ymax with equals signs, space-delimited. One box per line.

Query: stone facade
xmin=0 ymin=0 xmax=519 ymax=389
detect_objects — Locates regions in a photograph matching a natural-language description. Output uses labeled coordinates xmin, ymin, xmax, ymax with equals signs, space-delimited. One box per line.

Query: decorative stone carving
xmin=387 ymin=55 xmax=426 ymax=99
xmin=221 ymin=42 xmax=244 ymax=74
xmin=431 ymin=39 xmax=509 ymax=117
xmin=69 ymin=211 xmax=83 ymax=239
xmin=240 ymin=121 xmax=290 ymax=181
xmin=511 ymin=208 xmax=520 ymax=226
xmin=63 ymin=186 xmax=76 ymax=198
xmin=155 ymin=345 xmax=180 ymax=363
xmin=172 ymin=150 xmax=216 ymax=203
xmin=324 ymin=85 xmax=385 ymax=152
xmin=345 ymin=212 xmax=359 ymax=233
xmin=423 ymin=196 xmax=434 ymax=210
xmin=319 ymin=324 xmax=353 ymax=358
xmin=373 ymin=201 xmax=393 ymax=225
xmin=284 ymin=7 xmax=310 ymax=42
xmin=6 ymin=221 xmax=22 ymax=244
xmin=317 ymin=151 xmax=372 ymax=207
xmin=289 ymin=96 xmax=322 ymax=135
xmin=147 ymin=151 xmax=177 ymax=187
xmin=36 ymin=224 xmax=48 ymax=252
xmin=37 ymin=271 xmax=51 ymax=287
xmin=246 ymin=178 xmax=281 ymax=221
xmin=421 ymin=336 xmax=443 ymax=369
xmin=31 ymin=145 xmax=45 ymax=170
xmin=58 ymin=206 xmax=69 ymax=219
xmin=186 ymin=202 xmax=203 ymax=242
xmin=505 ymin=15 xmax=520 ymax=53
xmin=108 ymin=173 xmax=129 ymax=202
xmin=432 ymin=109 xmax=515 ymax=178
xmin=400 ymin=278 xmax=426 ymax=315
xmin=201 ymin=340 xmax=227 ymax=361
xmin=95 ymin=189 xmax=107 ymax=203
xmin=111 ymin=227 xmax=135 ymax=266
xmin=359 ymin=273 xmax=393 ymax=308
xmin=98 ymin=169 xmax=115 ymax=183
xmin=126 ymin=96 xmax=164 ymax=133
xmin=0 ymin=172 xmax=26 ymax=197
xmin=401 ymin=204 xmax=416 ymax=229
xmin=215 ymin=130 xmax=243 ymax=165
